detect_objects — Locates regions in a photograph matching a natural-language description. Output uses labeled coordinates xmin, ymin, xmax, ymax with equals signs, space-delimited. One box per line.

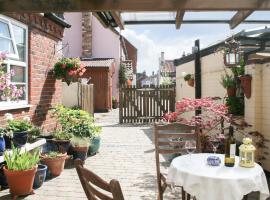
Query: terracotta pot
xmin=240 ymin=75 xmax=252 ymax=99
xmin=72 ymin=146 xmax=89 ymax=161
xmin=227 ymin=87 xmax=236 ymax=97
xmin=40 ymin=153 xmax=67 ymax=177
xmin=187 ymin=79 xmax=195 ymax=87
xmin=3 ymin=166 xmax=37 ymax=196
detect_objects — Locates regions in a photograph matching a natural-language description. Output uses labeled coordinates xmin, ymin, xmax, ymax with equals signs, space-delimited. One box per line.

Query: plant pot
xmin=226 ymin=87 xmax=236 ymax=97
xmin=41 ymin=139 xmax=58 ymax=154
xmin=112 ymin=101 xmax=118 ymax=109
xmin=0 ymin=137 xmax=5 ymax=156
xmin=3 ymin=166 xmax=37 ymax=196
xmin=52 ymin=139 xmax=71 ymax=154
xmin=40 ymin=153 xmax=67 ymax=177
xmin=33 ymin=164 xmax=47 ymax=189
xmin=4 ymin=135 xmax=12 ymax=149
xmin=0 ymin=167 xmax=8 ymax=189
xmin=72 ymin=146 xmax=89 ymax=161
xmin=88 ymin=136 xmax=101 ymax=156
xmin=13 ymin=131 xmax=28 ymax=148
xmin=187 ymin=79 xmax=195 ymax=87
xmin=240 ymin=75 xmax=252 ymax=99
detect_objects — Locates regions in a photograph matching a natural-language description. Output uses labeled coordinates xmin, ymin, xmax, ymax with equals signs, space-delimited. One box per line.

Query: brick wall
xmin=82 ymin=12 xmax=92 ymax=57
xmin=0 ymin=13 xmax=65 ymax=132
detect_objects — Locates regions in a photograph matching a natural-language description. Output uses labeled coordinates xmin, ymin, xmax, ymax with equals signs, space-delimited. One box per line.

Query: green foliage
xmin=112 ymin=96 xmax=116 ymax=102
xmin=51 ymin=105 xmax=102 ymax=139
xmin=4 ymin=146 xmax=40 ymax=171
xmin=220 ymin=74 xmax=236 ymax=89
xmin=119 ymin=64 xmax=127 ymax=85
xmin=6 ymin=119 xmax=32 ymax=133
xmin=0 ymin=127 xmax=6 ymax=137
xmin=184 ymin=74 xmax=194 ymax=81
xmin=52 ymin=130 xmax=73 ymax=140
xmin=225 ymin=97 xmax=244 ymax=115
xmin=43 ymin=151 xmax=63 ymax=158
xmin=28 ymin=126 xmax=43 ymax=142
xmin=70 ymin=137 xmax=90 ymax=147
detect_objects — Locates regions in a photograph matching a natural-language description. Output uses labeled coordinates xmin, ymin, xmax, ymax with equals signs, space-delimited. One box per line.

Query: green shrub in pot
xmin=88 ymin=125 xmax=102 ymax=156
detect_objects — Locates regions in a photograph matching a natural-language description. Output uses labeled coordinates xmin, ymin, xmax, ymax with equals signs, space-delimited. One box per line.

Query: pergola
xmin=1 ymin=0 xmax=270 ymax=30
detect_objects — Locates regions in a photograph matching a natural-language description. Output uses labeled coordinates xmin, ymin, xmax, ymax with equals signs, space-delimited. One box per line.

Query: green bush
xmin=6 ymin=119 xmax=32 ymax=133
xmin=184 ymin=74 xmax=194 ymax=81
xmin=226 ymin=97 xmax=244 ymax=115
xmin=220 ymin=74 xmax=236 ymax=89
xmin=4 ymin=146 xmax=39 ymax=171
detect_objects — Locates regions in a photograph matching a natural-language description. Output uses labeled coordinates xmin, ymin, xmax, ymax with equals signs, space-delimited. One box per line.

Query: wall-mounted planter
xmin=227 ymin=87 xmax=237 ymax=97
xmin=187 ymin=79 xmax=195 ymax=87
xmin=240 ymin=75 xmax=252 ymax=99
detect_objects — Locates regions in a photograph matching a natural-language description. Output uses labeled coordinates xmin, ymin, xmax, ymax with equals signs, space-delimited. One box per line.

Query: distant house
xmin=136 ymin=71 xmax=148 ymax=87
xmin=63 ymin=12 xmax=137 ymax=102
xmin=140 ymin=72 xmax=158 ymax=87
xmin=0 ymin=13 xmax=70 ymax=131
xmin=158 ymin=52 xmax=176 ymax=85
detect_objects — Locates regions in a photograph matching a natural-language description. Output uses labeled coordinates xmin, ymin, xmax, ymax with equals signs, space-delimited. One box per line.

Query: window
xmin=0 ymin=15 xmax=28 ymax=108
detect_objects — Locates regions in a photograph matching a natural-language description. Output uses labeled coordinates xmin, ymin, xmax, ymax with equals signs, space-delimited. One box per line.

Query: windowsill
xmin=0 ymin=104 xmax=32 ymax=111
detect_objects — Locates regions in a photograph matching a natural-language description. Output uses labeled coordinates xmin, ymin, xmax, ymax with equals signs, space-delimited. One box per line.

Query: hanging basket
xmin=240 ymin=75 xmax=252 ymax=99
xmin=187 ymin=78 xmax=195 ymax=87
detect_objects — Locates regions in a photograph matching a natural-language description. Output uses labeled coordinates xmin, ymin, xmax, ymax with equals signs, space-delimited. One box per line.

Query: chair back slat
xmin=158 ymin=148 xmax=185 ymax=154
xmin=75 ymin=159 xmax=125 ymax=200
xmin=157 ymin=133 xmax=196 ymax=139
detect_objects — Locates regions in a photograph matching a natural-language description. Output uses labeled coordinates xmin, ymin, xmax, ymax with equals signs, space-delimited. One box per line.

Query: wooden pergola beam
xmin=175 ymin=11 xmax=185 ymax=29
xmin=230 ymin=10 xmax=254 ymax=29
xmin=110 ymin=11 xmax=125 ymax=30
xmin=0 ymin=0 xmax=270 ymax=12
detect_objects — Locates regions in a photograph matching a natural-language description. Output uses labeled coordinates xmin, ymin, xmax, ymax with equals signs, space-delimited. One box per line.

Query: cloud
xmin=122 ymin=28 xmax=225 ymax=75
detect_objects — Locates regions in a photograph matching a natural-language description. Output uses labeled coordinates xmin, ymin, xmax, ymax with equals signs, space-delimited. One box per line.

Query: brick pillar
xmin=82 ymin=12 xmax=92 ymax=57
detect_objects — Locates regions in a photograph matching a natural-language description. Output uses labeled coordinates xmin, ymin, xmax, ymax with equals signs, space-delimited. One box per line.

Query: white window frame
xmin=0 ymin=14 xmax=28 ymax=109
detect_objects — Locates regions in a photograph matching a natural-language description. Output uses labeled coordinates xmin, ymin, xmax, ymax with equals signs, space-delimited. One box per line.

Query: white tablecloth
xmin=167 ymin=153 xmax=269 ymax=200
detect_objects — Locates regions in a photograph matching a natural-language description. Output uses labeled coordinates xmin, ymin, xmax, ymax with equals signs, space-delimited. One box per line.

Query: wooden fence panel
xmin=119 ymin=85 xmax=175 ymax=124
xmin=81 ymin=84 xmax=94 ymax=116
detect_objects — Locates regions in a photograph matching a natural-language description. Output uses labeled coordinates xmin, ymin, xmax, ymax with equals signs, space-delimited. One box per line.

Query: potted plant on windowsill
xmin=71 ymin=137 xmax=89 ymax=161
xmin=184 ymin=74 xmax=195 ymax=87
xmin=6 ymin=114 xmax=32 ymax=148
xmin=220 ymin=74 xmax=237 ymax=97
xmin=3 ymin=146 xmax=39 ymax=197
xmin=40 ymin=151 xmax=67 ymax=177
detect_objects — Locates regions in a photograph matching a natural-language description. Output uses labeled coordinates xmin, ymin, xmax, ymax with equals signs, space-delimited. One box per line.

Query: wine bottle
xmin=224 ymin=125 xmax=236 ymax=167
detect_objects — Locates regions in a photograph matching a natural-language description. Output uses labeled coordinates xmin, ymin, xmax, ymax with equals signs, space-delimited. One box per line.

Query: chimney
xmin=82 ymin=12 xmax=92 ymax=58
xmin=160 ymin=52 xmax=165 ymax=65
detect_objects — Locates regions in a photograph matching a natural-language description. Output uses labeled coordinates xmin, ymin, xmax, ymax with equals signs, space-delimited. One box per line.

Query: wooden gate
xmin=119 ymin=85 xmax=176 ymax=123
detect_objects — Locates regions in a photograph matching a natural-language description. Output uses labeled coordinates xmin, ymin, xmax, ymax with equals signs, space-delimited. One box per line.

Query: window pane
xmin=0 ymin=38 xmax=14 ymax=53
xmin=11 ymin=65 xmax=25 ymax=82
xmin=0 ymin=21 xmax=11 ymax=38
xmin=13 ymin=25 xmax=25 ymax=46
xmin=16 ymin=84 xmax=26 ymax=100
xmin=17 ymin=45 xmax=25 ymax=61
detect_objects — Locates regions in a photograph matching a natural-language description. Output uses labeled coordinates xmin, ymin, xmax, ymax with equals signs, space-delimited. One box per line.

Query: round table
xmin=167 ymin=153 xmax=269 ymax=200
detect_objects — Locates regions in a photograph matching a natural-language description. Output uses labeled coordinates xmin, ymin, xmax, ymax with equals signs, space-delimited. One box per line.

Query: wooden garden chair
xmin=75 ymin=159 xmax=125 ymax=200
xmin=154 ymin=123 xmax=199 ymax=200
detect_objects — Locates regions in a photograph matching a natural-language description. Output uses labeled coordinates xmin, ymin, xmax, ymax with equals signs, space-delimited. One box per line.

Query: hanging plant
xmin=184 ymin=73 xmax=195 ymax=87
xmin=119 ymin=63 xmax=127 ymax=86
xmin=220 ymin=74 xmax=237 ymax=97
xmin=53 ymin=58 xmax=86 ymax=85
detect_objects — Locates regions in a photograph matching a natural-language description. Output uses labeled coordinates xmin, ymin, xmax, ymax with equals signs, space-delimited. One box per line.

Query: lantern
xmin=239 ymin=138 xmax=256 ymax=168
xmin=223 ymin=39 xmax=241 ymax=67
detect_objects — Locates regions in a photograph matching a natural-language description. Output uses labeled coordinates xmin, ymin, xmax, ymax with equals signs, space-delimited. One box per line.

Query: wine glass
xmin=185 ymin=140 xmax=197 ymax=161
xmin=210 ymin=135 xmax=220 ymax=154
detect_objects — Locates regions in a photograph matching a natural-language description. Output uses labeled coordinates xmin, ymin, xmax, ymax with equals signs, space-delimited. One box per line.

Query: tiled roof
xmin=80 ymin=58 xmax=115 ymax=67
xmin=160 ymin=60 xmax=175 ymax=73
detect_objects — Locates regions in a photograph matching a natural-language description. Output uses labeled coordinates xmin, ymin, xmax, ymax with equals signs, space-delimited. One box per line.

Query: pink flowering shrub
xmin=0 ymin=52 xmax=24 ymax=101
xmin=175 ymin=97 xmax=228 ymax=130
xmin=163 ymin=112 xmax=177 ymax=123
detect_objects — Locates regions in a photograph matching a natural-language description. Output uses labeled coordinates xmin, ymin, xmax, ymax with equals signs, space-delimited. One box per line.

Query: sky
xmin=120 ymin=11 xmax=270 ymax=75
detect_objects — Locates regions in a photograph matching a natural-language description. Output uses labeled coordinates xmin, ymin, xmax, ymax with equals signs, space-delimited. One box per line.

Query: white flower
xmin=23 ymin=116 xmax=30 ymax=122
xmin=5 ymin=113 xmax=13 ymax=121
xmin=181 ymin=72 xmax=187 ymax=78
